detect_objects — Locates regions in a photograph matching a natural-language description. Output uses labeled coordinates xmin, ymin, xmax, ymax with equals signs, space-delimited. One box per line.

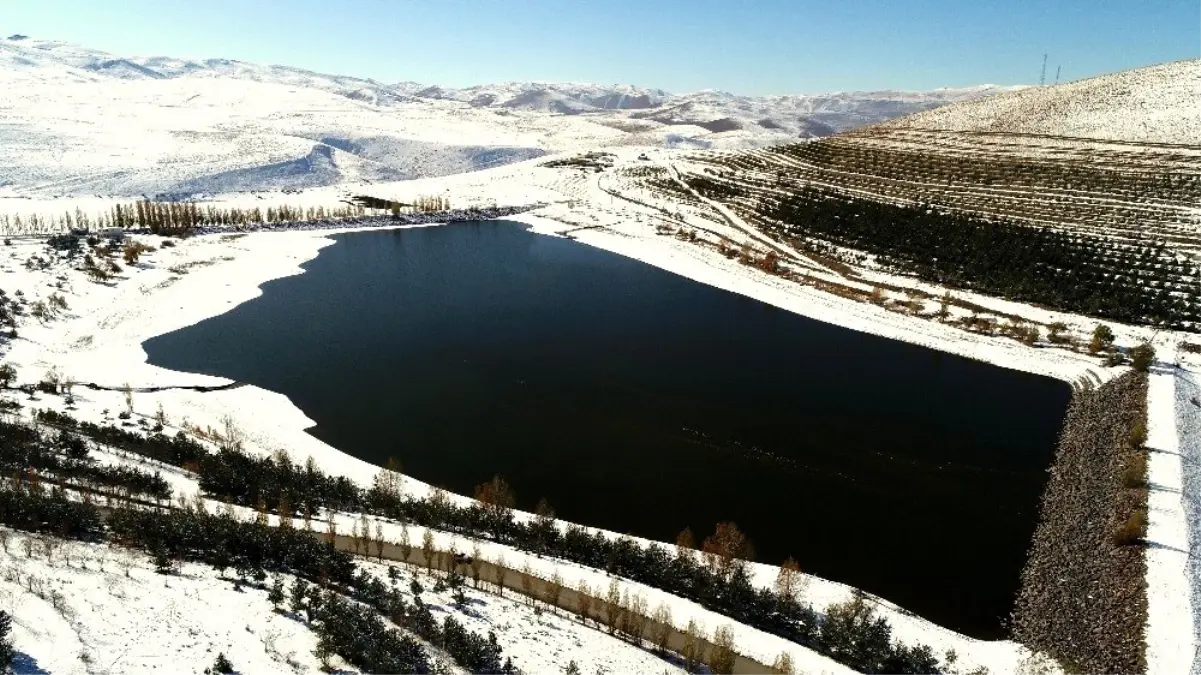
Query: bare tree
xmin=495 ymin=554 xmax=508 ymax=596
xmin=701 ymin=521 xmax=754 ymax=579
xmin=374 ymin=522 xmax=385 ymax=561
xmin=771 ymin=650 xmax=795 ymax=675
xmin=520 ymin=562 xmax=535 ymax=606
xmin=474 ymin=475 xmax=516 ymax=519
xmin=470 ymin=543 xmax=483 ymax=588
xmin=628 ymin=592 xmax=649 ymax=644
xmin=708 ymin=624 xmax=737 ymax=674
xmin=399 ymin=522 xmax=413 ymax=563
xmin=683 ymin=619 xmax=705 ymax=672
xmin=775 ymin=556 xmax=802 ymax=600
xmin=650 ymin=602 xmax=672 ymax=654
xmin=576 ymin=579 xmax=592 ymax=625
xmin=604 ymin=579 xmax=621 ymax=634
xmin=421 ymin=529 xmax=435 ymax=574
xmin=675 ymin=527 xmax=696 ymax=561
xmin=545 ymin=571 xmax=565 ymax=613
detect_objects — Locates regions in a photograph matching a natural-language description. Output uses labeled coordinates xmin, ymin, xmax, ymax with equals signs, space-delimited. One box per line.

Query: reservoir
xmin=144 ymin=221 xmax=1071 ymax=639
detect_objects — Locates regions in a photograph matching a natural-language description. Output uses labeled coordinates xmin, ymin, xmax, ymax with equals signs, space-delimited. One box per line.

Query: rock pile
xmin=1011 ymin=371 xmax=1148 ymax=673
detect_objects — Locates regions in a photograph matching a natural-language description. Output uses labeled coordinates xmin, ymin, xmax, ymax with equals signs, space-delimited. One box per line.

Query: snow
xmin=1144 ymin=341 xmax=1195 ymax=675
xmin=1 ymin=531 xmax=330 ymax=675
xmin=0 ymin=35 xmax=1019 ymax=199
xmin=0 ymin=35 xmax=1196 ymax=675
xmin=883 ymin=59 xmax=1201 ymax=145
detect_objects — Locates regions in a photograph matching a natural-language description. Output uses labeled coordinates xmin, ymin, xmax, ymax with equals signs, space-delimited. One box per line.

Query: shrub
xmin=1047 ymin=321 xmax=1071 ymax=344
xmin=1089 ymin=324 xmax=1115 ymax=354
xmin=0 ymin=363 xmax=16 ymax=388
xmin=1130 ymin=343 xmax=1155 ymax=372
xmin=1113 ymin=509 xmax=1147 ymax=546
xmin=1121 ymin=454 xmax=1147 ymax=489
xmin=1129 ymin=421 xmax=1148 ymax=448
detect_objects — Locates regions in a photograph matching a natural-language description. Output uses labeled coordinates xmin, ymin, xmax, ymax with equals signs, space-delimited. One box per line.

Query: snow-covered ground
xmin=0 ymin=35 xmax=1022 ymax=199
xmin=0 ymin=39 xmax=1196 ymax=674
xmin=2 ymin=144 xmax=1195 ymax=673
xmin=0 ymin=524 xmax=687 ymax=675
xmin=882 ymin=58 xmax=1201 ymax=144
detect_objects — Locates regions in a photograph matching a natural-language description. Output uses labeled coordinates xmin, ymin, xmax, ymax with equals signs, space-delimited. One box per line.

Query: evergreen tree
xmin=290 ymin=577 xmax=309 ymax=616
xmin=268 ymin=576 xmax=285 ymax=612
xmin=0 ymin=609 xmax=13 ymax=673
xmin=207 ymin=652 xmax=234 ymax=675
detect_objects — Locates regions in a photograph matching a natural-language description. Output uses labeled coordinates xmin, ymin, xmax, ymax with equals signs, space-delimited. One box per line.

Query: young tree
xmin=0 ymin=363 xmax=15 ymax=389
xmin=520 ymin=562 xmax=535 ymax=606
xmin=775 ymin=556 xmax=802 ymax=600
xmin=1131 ymin=343 xmax=1156 ymax=372
xmin=650 ymin=602 xmax=672 ymax=654
xmin=544 ymin=571 xmax=564 ymax=613
xmin=604 ymin=579 xmax=621 ymax=634
xmin=121 ymin=382 xmax=134 ymax=414
xmin=470 ymin=543 xmax=483 ymax=589
xmin=0 ymin=609 xmax=12 ymax=673
xmin=1047 ymin=321 xmax=1070 ymax=344
xmin=209 ymin=652 xmax=234 ymax=675
xmin=675 ymin=527 xmax=696 ymax=561
xmin=576 ymin=580 xmax=592 ymax=625
xmin=474 ymin=475 xmax=516 ymax=518
xmin=771 ymin=650 xmax=795 ymax=675
xmin=708 ymin=624 xmax=737 ymax=674
xmin=682 ymin=619 xmax=705 ymax=672
xmin=701 ymin=521 xmax=754 ymax=579
xmin=399 ymin=522 xmax=413 ymax=563
xmin=268 ymin=576 xmax=285 ymax=612
xmin=421 ymin=529 xmax=435 ymax=574
xmin=495 ymin=554 xmax=508 ymax=597
xmin=1089 ymin=323 xmax=1115 ymax=354
xmin=290 ymin=577 xmax=309 ymax=616
xmin=374 ymin=522 xmax=385 ymax=561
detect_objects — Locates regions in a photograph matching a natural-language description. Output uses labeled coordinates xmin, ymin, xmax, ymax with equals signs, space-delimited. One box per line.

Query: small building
xmin=99 ymin=227 xmax=125 ymax=241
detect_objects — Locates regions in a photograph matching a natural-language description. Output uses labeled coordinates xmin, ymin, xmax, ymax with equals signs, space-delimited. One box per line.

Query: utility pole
xmin=1040 ymin=53 xmax=1048 ymax=86
xmin=1054 ymin=65 xmax=1061 ymax=85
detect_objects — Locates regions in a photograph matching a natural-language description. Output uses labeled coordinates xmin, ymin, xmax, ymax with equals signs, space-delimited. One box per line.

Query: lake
xmin=144 ymin=221 xmax=1071 ymax=639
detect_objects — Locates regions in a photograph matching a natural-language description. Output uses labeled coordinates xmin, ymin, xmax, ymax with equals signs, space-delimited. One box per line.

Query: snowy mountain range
xmin=0 ymin=35 xmax=1024 ymax=197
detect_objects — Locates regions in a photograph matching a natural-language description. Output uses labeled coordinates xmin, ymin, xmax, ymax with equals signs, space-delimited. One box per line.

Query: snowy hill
xmin=879 ymin=58 xmax=1201 ymax=144
xmin=0 ymin=35 xmax=1019 ymax=197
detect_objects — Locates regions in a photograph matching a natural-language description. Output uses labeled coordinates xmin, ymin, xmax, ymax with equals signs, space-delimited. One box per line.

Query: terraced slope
xmin=624 ymin=60 xmax=1201 ymax=328
xmin=670 ymin=59 xmax=1201 ymax=258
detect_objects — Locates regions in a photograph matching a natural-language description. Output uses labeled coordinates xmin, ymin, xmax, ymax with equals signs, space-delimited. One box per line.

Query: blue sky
xmin=2 ymin=0 xmax=1197 ymax=94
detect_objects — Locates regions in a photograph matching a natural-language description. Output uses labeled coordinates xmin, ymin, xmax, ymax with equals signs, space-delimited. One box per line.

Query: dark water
xmin=144 ymin=222 xmax=1070 ymax=639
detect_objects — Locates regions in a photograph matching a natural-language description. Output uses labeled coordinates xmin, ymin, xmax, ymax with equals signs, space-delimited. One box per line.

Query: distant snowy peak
xmin=401 ymin=81 xmax=673 ymax=112
xmin=0 ymin=36 xmax=411 ymax=105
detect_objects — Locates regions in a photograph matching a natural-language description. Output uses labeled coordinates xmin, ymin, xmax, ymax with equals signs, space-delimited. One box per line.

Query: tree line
xmin=31 ymin=408 xmax=945 ymax=674
xmin=0 ymin=481 xmax=514 ymax=675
